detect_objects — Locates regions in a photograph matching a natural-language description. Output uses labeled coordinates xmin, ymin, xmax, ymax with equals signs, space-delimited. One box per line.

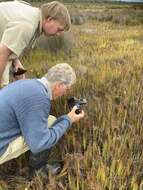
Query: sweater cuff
xmin=60 ymin=115 xmax=72 ymax=127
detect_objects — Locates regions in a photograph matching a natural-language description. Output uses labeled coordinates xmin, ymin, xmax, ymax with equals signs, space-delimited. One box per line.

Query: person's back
xmin=0 ymin=1 xmax=40 ymax=37
xmin=0 ymin=83 xmax=21 ymax=156
xmin=0 ymin=79 xmax=50 ymax=156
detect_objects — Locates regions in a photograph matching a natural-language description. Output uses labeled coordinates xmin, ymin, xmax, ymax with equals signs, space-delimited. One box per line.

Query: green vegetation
xmin=1 ymin=2 xmax=143 ymax=190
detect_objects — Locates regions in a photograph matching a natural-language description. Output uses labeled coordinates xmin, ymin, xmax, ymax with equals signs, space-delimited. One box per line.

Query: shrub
xmin=35 ymin=32 xmax=75 ymax=53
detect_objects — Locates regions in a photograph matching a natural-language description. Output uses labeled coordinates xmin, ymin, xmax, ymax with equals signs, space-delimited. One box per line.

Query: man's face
xmin=42 ymin=17 xmax=64 ymax=37
xmin=53 ymin=82 xmax=71 ymax=99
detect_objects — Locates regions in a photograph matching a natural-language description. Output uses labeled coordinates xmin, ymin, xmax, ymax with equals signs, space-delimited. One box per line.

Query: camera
xmin=67 ymin=97 xmax=87 ymax=114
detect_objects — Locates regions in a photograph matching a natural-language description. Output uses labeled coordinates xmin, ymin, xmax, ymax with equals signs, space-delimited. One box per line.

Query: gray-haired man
xmin=0 ymin=63 xmax=84 ymax=177
xmin=0 ymin=1 xmax=71 ymax=87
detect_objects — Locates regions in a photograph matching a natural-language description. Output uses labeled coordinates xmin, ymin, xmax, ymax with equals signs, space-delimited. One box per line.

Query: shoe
xmin=28 ymin=149 xmax=51 ymax=179
xmin=29 ymin=161 xmax=64 ymax=180
xmin=40 ymin=162 xmax=63 ymax=175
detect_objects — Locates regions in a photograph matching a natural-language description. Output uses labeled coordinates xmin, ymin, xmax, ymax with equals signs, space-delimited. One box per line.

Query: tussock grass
xmin=1 ymin=3 xmax=143 ymax=190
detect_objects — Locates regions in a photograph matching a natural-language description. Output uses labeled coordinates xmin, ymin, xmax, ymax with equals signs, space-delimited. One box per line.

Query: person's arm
xmin=0 ymin=21 xmax=35 ymax=84
xmin=18 ymin=108 xmax=72 ymax=154
xmin=0 ymin=43 xmax=12 ymax=86
xmin=15 ymin=95 xmax=84 ymax=154
xmin=12 ymin=58 xmax=25 ymax=70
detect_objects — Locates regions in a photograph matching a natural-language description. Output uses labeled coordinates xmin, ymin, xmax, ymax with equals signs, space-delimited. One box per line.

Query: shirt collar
xmin=37 ymin=77 xmax=53 ymax=100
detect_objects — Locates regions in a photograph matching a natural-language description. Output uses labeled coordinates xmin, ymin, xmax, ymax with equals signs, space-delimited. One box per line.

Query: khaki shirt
xmin=0 ymin=0 xmax=42 ymax=59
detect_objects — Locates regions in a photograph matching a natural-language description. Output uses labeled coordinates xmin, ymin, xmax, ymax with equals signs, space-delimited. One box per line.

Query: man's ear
xmin=46 ymin=16 xmax=53 ymax=21
xmin=43 ymin=17 xmax=52 ymax=24
xmin=54 ymin=82 xmax=61 ymax=90
xmin=56 ymin=82 xmax=65 ymax=90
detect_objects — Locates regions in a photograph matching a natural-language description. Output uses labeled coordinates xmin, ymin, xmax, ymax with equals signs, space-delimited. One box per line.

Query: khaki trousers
xmin=0 ymin=115 xmax=56 ymax=165
xmin=1 ymin=61 xmax=12 ymax=87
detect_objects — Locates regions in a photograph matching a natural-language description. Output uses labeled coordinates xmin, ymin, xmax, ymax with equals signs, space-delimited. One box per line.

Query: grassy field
xmin=1 ymin=2 xmax=143 ymax=190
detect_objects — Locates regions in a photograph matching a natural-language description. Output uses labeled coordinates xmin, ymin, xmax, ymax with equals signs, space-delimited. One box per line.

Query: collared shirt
xmin=0 ymin=79 xmax=72 ymax=156
xmin=0 ymin=0 xmax=43 ymax=59
xmin=37 ymin=77 xmax=53 ymax=100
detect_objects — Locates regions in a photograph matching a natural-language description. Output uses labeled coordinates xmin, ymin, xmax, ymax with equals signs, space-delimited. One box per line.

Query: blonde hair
xmin=41 ymin=1 xmax=71 ymax=31
xmin=44 ymin=63 xmax=76 ymax=85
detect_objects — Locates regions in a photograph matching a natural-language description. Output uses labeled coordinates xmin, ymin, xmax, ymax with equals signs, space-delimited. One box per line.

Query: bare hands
xmin=12 ymin=59 xmax=26 ymax=81
xmin=67 ymin=106 xmax=85 ymax=123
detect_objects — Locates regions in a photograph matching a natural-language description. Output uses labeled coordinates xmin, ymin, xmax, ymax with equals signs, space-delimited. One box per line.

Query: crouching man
xmin=0 ymin=63 xmax=84 ymax=177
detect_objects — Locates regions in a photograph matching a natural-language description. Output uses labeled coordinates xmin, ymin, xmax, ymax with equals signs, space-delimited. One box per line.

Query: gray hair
xmin=44 ymin=63 xmax=76 ymax=85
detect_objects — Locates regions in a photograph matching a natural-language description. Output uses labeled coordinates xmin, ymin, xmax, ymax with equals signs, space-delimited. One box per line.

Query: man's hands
xmin=0 ymin=44 xmax=26 ymax=86
xmin=67 ymin=106 xmax=85 ymax=123
xmin=12 ymin=59 xmax=26 ymax=81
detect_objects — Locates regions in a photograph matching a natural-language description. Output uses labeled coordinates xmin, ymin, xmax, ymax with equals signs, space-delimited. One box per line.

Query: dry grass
xmin=1 ymin=2 xmax=143 ymax=190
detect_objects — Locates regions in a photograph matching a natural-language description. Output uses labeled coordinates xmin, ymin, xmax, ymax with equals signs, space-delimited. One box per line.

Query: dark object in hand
xmin=67 ymin=97 xmax=87 ymax=114
xmin=13 ymin=68 xmax=27 ymax=76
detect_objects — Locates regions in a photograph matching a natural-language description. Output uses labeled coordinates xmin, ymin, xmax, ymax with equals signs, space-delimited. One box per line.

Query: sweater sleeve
xmin=15 ymin=95 xmax=72 ymax=154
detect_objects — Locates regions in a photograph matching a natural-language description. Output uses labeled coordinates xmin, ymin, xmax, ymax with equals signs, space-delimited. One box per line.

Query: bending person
xmin=0 ymin=1 xmax=71 ymax=87
xmin=0 ymin=63 xmax=84 ymax=177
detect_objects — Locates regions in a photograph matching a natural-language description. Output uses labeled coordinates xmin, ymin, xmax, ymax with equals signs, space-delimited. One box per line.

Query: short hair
xmin=44 ymin=63 xmax=76 ymax=85
xmin=41 ymin=1 xmax=71 ymax=31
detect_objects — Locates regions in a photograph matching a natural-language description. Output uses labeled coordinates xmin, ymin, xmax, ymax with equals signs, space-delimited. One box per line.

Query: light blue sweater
xmin=0 ymin=79 xmax=72 ymax=156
